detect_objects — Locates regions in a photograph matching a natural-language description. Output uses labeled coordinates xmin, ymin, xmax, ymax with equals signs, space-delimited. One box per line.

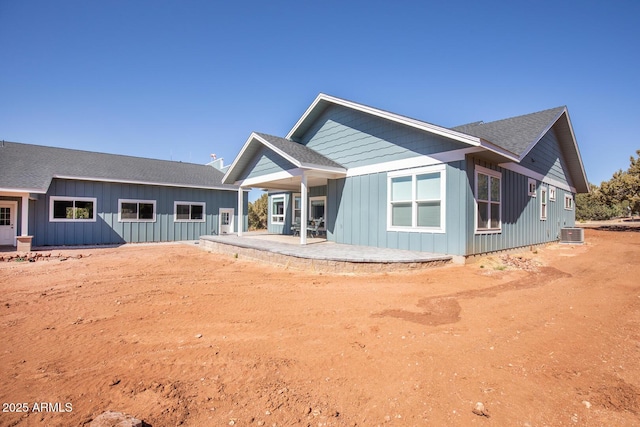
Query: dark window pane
xmin=490 ymin=203 xmax=500 ymax=228
xmin=191 ymin=204 xmax=203 ymax=220
xmin=121 ymin=202 xmax=138 ymax=219
xmin=75 ymin=200 xmax=94 ymax=219
xmin=53 ymin=200 xmax=74 ymax=219
xmin=491 ymin=177 xmax=500 ymax=202
xmin=176 ymin=204 xmax=190 ymax=220
xmin=0 ymin=207 xmax=10 ymax=225
xmin=477 ymin=201 xmax=489 ymax=229
xmin=139 ymin=203 xmax=154 ymax=219
xmin=477 ymin=173 xmax=489 ymax=201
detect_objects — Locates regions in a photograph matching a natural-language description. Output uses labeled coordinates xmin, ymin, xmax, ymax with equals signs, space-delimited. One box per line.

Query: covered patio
xmin=224 ymin=132 xmax=346 ymax=245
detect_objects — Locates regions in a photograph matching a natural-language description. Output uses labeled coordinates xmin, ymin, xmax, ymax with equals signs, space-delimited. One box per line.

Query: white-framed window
xmin=528 ymin=178 xmax=537 ymax=197
xmin=540 ymin=186 xmax=548 ymax=220
xmin=174 ymin=201 xmax=205 ymax=222
xmin=564 ymin=194 xmax=574 ymax=210
xmin=292 ymin=194 xmax=301 ymax=224
xmin=549 ymin=186 xmax=556 ymax=201
xmin=271 ymin=195 xmax=285 ymax=224
xmin=387 ymin=164 xmax=446 ymax=233
xmin=50 ymin=196 xmax=97 ymax=222
xmin=475 ymin=165 xmax=501 ymax=233
xmin=119 ymin=199 xmax=156 ymax=222
xmin=309 ymin=196 xmax=326 ymax=221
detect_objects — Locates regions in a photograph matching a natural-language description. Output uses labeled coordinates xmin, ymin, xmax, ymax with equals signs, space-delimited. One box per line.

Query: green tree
xmin=576 ymin=183 xmax=621 ymax=221
xmin=248 ymin=193 xmax=268 ymax=230
xmin=600 ymin=150 xmax=640 ymax=214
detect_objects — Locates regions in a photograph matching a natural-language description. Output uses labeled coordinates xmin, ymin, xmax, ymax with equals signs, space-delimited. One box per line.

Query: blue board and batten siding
xmin=466 ymin=157 xmax=575 ymax=256
xmin=327 ymin=162 xmax=467 ymax=255
xmin=30 ymin=178 xmax=246 ymax=246
xmin=522 ymin=126 xmax=574 ymax=188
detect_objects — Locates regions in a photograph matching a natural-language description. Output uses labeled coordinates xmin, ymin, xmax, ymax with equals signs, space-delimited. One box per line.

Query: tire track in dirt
xmin=373 ymin=267 xmax=571 ymax=325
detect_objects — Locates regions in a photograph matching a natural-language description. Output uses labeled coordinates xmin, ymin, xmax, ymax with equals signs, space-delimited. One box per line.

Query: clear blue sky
xmin=2 ymin=0 xmax=638 ymax=199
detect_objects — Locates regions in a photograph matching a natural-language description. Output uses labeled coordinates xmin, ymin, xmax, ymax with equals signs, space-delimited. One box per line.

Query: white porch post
xmin=21 ymin=194 xmax=29 ymax=236
xmin=300 ymin=172 xmax=307 ymax=245
xmin=237 ymin=187 xmax=244 ymax=236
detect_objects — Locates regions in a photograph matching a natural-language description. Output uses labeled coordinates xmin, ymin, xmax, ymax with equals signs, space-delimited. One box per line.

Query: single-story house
xmin=0 ymin=141 xmax=247 ymax=250
xmin=222 ymin=93 xmax=589 ymax=257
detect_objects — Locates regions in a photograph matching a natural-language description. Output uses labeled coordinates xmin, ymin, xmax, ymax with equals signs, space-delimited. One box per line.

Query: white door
xmin=0 ymin=202 xmax=17 ymax=246
xmin=219 ymin=208 xmax=234 ymax=234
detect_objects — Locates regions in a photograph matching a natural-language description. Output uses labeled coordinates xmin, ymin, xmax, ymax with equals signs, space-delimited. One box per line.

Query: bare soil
xmin=1 ymin=228 xmax=639 ymax=427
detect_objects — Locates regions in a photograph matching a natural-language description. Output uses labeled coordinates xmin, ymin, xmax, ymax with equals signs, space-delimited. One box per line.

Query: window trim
xmin=564 ymin=194 xmax=574 ymax=210
xmin=49 ymin=196 xmax=97 ymax=222
xmin=540 ymin=186 xmax=548 ymax=220
xmin=271 ymin=195 xmax=285 ymax=225
xmin=292 ymin=193 xmax=301 ymax=224
xmin=387 ymin=164 xmax=446 ymax=233
xmin=475 ymin=165 xmax=502 ymax=234
xmin=309 ymin=195 xmax=326 ymax=221
xmin=174 ymin=201 xmax=206 ymax=222
xmin=118 ymin=199 xmax=157 ymax=222
xmin=549 ymin=186 xmax=556 ymax=202
xmin=528 ymin=178 xmax=537 ymax=197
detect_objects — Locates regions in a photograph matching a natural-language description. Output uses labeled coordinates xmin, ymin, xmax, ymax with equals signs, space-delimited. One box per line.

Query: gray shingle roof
xmin=0 ymin=141 xmax=238 ymax=192
xmin=255 ymin=133 xmax=345 ymax=169
xmin=451 ymin=106 xmax=566 ymax=156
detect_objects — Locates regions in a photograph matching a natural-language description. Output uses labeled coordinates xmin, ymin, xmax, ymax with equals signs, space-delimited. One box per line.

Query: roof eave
xmin=0 ymin=187 xmax=48 ymax=194
xmin=52 ymin=175 xmax=237 ymax=191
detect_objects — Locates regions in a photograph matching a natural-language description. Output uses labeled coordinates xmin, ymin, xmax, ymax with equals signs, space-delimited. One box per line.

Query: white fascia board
xmin=497 ymin=163 xmax=576 ymax=193
xmin=286 ymin=93 xmax=484 ymax=147
xmin=0 ymin=187 xmax=47 ymax=194
xmin=53 ymin=175 xmax=241 ymax=192
xmin=298 ymin=162 xmax=347 ymax=175
xmin=560 ymin=108 xmax=589 ymax=191
xmin=346 ymin=147 xmax=483 ymax=177
xmin=517 ymin=107 xmax=567 ymax=161
xmin=222 ymin=132 xmax=260 ymax=184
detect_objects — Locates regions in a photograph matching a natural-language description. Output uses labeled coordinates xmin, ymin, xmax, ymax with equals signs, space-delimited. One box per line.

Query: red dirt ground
xmin=1 ymin=227 xmax=639 ymax=427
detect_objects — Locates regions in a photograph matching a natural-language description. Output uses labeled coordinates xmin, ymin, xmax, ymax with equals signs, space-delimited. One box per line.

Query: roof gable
xmin=451 ymin=106 xmax=566 ymax=158
xmin=453 ymin=107 xmax=588 ymax=192
xmin=222 ymin=132 xmax=346 ymax=185
xmin=0 ymin=141 xmax=237 ymax=193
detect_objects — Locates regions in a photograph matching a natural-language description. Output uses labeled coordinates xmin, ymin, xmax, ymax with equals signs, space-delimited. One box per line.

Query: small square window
xmin=549 ymin=186 xmax=556 ymax=201
xmin=540 ymin=187 xmax=548 ymax=220
xmin=528 ymin=178 xmax=537 ymax=197
xmin=564 ymin=194 xmax=574 ymax=210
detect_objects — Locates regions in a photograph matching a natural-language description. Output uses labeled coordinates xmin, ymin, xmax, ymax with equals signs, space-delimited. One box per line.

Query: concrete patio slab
xmin=199 ymin=232 xmax=453 ymax=273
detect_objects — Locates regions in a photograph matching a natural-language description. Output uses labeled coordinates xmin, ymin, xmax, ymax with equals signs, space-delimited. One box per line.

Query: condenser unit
xmin=560 ymin=227 xmax=584 ymax=244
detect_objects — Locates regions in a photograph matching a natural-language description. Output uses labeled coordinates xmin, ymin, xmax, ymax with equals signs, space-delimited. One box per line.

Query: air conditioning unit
xmin=560 ymin=227 xmax=584 ymax=244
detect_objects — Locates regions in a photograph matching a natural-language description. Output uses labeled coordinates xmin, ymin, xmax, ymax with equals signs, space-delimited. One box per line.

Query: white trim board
xmin=498 ymin=163 xmax=576 ymax=193
xmin=347 ymin=147 xmax=483 ymax=177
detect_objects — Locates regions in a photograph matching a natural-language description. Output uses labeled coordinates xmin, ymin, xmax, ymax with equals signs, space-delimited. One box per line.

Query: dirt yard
xmin=1 ymin=228 xmax=639 ymax=427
